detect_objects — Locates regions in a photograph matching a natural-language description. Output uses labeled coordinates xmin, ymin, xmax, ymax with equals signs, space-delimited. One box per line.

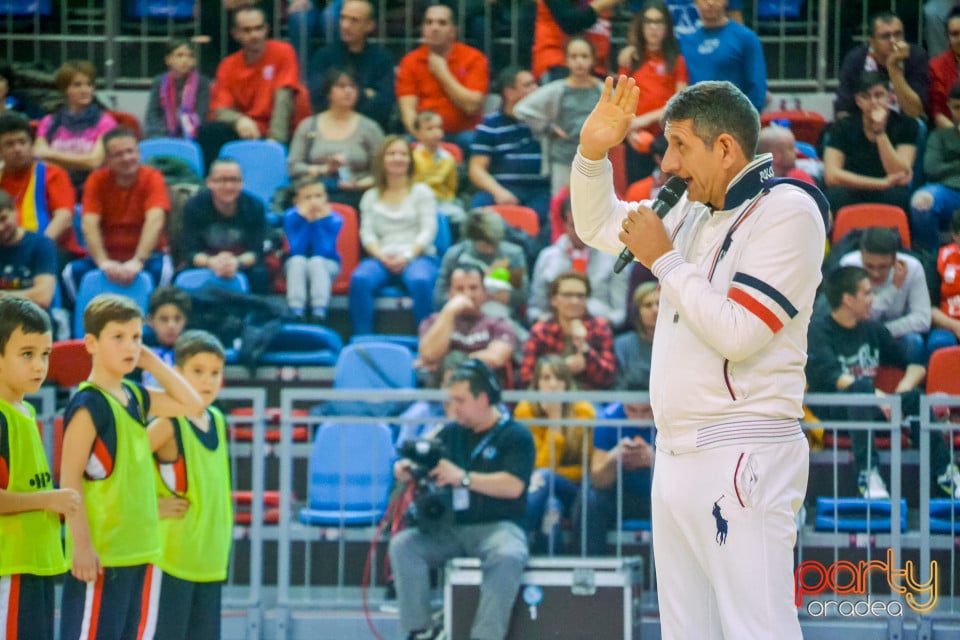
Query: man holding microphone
xmin=570 ymin=76 xmax=827 ymax=639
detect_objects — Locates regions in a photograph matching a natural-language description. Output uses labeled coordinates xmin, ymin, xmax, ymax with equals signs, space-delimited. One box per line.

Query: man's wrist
xmin=460 ymin=472 xmax=472 ymax=489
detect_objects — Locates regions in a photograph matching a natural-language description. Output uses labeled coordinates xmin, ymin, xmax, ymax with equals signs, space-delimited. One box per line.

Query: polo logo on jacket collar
xmin=723 ymin=155 xmax=774 ymax=211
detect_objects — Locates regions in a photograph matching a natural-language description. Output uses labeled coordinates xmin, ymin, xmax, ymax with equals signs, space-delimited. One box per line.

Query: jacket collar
xmin=722 ymin=154 xmax=774 ymax=211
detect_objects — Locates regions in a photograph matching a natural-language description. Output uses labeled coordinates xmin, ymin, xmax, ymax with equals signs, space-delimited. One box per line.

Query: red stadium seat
xmin=233 ymin=490 xmax=284 ymax=524
xmin=331 ymin=203 xmax=359 ymax=296
xmin=47 ymin=339 xmax=91 ymax=388
xmin=228 ymin=407 xmax=310 ymax=442
xmin=609 ymin=142 xmax=629 ymax=198
xmin=760 ymin=109 xmax=826 ymax=146
xmin=832 ymin=204 xmax=911 ymax=250
xmin=486 ymin=204 xmax=540 ymax=237
xmin=108 ymin=110 xmax=143 ymax=139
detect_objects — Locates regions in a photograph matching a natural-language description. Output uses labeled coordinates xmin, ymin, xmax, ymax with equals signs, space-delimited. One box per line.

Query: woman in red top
xmin=617 ymin=0 xmax=687 ymax=181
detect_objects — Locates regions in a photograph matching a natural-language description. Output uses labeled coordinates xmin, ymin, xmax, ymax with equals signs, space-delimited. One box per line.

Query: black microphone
xmin=613 ymin=175 xmax=687 ymax=274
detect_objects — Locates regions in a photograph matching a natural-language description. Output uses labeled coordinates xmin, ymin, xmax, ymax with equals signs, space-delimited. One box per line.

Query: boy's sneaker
xmin=857 ymin=467 xmax=890 ymax=500
xmin=406 ymin=628 xmax=443 ymax=640
xmin=937 ymin=463 xmax=960 ymax=499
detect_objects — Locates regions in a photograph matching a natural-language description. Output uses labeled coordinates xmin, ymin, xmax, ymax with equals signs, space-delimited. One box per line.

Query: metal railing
xmin=919 ymin=394 xmax=960 ymax=623
xmin=23 ymin=385 xmax=960 ymax=637
xmin=0 ymin=0 xmax=934 ymax=92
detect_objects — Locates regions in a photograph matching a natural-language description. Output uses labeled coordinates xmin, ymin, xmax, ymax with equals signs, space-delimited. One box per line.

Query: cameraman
xmin=390 ymin=359 xmax=535 ymax=640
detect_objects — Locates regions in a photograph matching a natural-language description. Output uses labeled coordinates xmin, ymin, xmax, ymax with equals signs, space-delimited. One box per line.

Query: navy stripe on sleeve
xmin=732 ymin=272 xmax=798 ymax=318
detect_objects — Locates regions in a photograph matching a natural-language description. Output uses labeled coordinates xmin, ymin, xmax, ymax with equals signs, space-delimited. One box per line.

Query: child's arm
xmin=0 ymin=488 xmax=80 ymax=516
xmin=60 ymin=407 xmax=102 ymax=582
xmin=139 ymin=347 xmax=204 ymax=418
xmin=147 ymin=416 xmax=178 ymax=459
xmin=147 ymin=418 xmax=191 ymax=519
xmin=0 ymin=420 xmax=77 ymax=516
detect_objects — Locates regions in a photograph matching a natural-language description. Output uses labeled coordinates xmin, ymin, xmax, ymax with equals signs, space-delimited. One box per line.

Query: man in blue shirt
xmin=0 ymin=190 xmax=57 ymax=312
xmin=679 ymin=0 xmax=767 ymax=112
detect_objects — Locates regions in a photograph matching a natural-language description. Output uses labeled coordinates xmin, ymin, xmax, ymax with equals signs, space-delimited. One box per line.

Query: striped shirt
xmin=470 ymin=112 xmax=548 ymax=188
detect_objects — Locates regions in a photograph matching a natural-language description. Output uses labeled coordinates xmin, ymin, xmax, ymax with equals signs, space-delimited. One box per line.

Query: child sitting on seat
xmin=412 ymin=111 xmax=466 ymax=225
xmin=283 ymin=177 xmax=343 ymax=321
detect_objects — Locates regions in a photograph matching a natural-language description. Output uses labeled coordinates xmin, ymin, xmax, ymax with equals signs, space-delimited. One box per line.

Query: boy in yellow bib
xmin=59 ymin=294 xmax=203 ymax=640
xmin=138 ymin=330 xmax=232 ymax=640
xmin=0 ymin=297 xmax=80 ymax=640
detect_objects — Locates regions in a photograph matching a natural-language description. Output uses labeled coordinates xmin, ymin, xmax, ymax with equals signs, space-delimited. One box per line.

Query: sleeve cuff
xmin=573 ymin=147 xmax=609 ymax=177
xmin=651 ymin=250 xmax=685 ymax=281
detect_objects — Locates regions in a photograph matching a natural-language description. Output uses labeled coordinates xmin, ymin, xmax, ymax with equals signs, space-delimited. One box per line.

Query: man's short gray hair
xmin=663 ymin=81 xmax=760 ymax=158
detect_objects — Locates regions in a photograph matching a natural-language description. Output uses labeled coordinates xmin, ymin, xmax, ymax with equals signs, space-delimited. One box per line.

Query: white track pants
xmin=652 ymin=438 xmax=809 ymax=640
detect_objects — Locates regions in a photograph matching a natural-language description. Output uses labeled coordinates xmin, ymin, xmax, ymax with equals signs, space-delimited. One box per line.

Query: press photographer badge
xmin=452 ymin=487 xmax=470 ymax=511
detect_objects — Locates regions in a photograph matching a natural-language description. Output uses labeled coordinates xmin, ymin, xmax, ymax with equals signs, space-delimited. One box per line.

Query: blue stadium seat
xmin=795 ymin=140 xmax=818 ymax=160
xmin=219 ymin=140 xmax=289 ymax=210
xmin=620 ymin=519 xmax=652 ymax=532
xmin=0 ymin=0 xmax=51 ymax=16
xmin=350 ymin=333 xmax=419 ymax=353
xmin=128 ymin=0 xmax=193 ymax=18
xmin=815 ymin=497 xmax=907 ymax=533
xmin=333 ymin=341 xmax=415 ymax=389
xmin=73 ymin=270 xmax=153 ymax=338
xmin=174 ymin=268 xmax=249 ymax=294
xmin=298 ymin=420 xmax=395 ymax=526
xmin=756 ymin=0 xmax=803 ymax=19
xmin=930 ymin=499 xmax=960 ymax=533
xmin=140 ymin=137 xmax=204 ymax=177
xmin=256 ymin=323 xmax=342 ymax=367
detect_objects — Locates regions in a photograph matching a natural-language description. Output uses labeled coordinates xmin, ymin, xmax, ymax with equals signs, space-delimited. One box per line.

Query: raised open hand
xmin=579 ymin=75 xmax=640 ymax=160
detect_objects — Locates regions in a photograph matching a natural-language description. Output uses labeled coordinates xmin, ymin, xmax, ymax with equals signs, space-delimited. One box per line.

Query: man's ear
xmin=716 ymin=133 xmax=742 ymax=169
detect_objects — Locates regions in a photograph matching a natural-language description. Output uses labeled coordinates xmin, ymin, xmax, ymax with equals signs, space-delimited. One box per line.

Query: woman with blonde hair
xmin=614 ymin=281 xmax=659 ymax=390
xmin=349 ymin=135 xmax=438 ymax=335
xmin=516 ymin=354 xmax=595 ymax=553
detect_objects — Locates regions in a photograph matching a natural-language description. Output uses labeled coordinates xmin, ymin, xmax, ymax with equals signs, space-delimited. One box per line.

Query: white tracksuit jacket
xmin=571 ymin=151 xmax=826 ymax=455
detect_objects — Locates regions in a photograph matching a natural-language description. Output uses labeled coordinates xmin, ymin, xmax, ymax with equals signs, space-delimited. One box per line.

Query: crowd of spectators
xmin=5 ymin=0 xmax=960 ymax=577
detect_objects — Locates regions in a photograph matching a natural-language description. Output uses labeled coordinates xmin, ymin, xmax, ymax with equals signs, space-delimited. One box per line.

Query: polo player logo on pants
xmin=713 ymin=498 xmax=728 ymax=545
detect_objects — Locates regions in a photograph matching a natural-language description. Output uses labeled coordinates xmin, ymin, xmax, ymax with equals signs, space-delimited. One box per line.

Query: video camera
xmin=398 ymin=438 xmax=454 ymax=532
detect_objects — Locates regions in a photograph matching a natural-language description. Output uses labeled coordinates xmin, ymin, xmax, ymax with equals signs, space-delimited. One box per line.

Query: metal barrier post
xmin=221 ymin=387 xmax=267 ymax=639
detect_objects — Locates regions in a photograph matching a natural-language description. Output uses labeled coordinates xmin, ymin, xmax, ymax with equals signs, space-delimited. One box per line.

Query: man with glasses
xmin=835 ymin=9 xmax=929 ymax=120
xmin=823 ymin=70 xmax=917 ymax=214
xmin=62 ymin=127 xmax=172 ymax=301
xmin=209 ymin=6 xmax=312 ymax=144
xmin=175 ymin=159 xmax=270 ymax=293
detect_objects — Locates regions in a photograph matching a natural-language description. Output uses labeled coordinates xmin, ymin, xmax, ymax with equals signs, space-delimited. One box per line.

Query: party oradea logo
xmin=795 ymin=549 xmax=938 ymax=617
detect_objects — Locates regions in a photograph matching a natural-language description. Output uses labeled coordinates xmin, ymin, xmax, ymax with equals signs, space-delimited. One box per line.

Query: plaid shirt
xmin=519 ymin=315 xmax=616 ymax=390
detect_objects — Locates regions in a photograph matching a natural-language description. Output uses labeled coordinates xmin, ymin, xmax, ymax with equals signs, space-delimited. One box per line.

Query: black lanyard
xmin=467 ymin=411 xmax=510 ymax=468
